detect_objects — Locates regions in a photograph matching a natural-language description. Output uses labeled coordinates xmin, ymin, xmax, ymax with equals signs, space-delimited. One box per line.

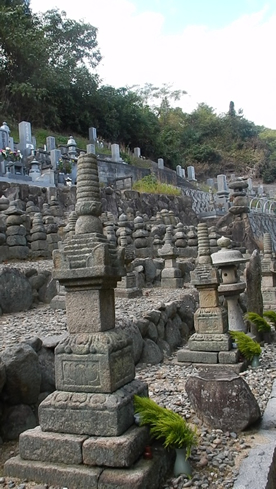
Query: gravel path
xmin=0 ymin=260 xmax=276 ymax=488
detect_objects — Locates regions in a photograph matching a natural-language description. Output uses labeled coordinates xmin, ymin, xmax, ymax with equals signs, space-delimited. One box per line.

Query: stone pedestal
xmin=262 ymin=233 xmax=276 ymax=310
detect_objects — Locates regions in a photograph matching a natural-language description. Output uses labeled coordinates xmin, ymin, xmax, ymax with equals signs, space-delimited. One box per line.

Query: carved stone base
xmin=55 ymin=331 xmax=135 ymax=393
xmin=39 ymin=380 xmax=147 ymax=437
xmin=188 ymin=333 xmax=231 ymax=352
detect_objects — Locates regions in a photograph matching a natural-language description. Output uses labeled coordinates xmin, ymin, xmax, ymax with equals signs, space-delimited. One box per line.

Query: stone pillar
xmin=111 ymin=143 xmax=120 ymax=162
xmin=157 ymin=158 xmax=164 ymax=169
xmin=134 ymin=147 xmax=141 ymax=158
xmin=187 ymin=166 xmax=196 ymax=181
xmin=216 ymin=174 xmax=229 ymax=212
xmin=50 ymin=149 xmax=61 ymax=171
xmin=5 ymin=153 xmax=172 ymax=488
xmin=18 ymin=120 xmax=33 ymax=157
xmin=86 ymin=143 xmax=95 ymax=154
xmin=46 ymin=136 xmax=56 ymax=152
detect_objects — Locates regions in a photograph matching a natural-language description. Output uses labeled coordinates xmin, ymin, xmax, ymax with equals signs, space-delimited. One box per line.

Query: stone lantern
xmin=211 ymin=236 xmax=247 ymax=332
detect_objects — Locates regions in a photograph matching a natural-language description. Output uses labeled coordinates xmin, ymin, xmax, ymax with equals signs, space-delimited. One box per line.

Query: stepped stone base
xmin=19 ymin=425 xmax=150 ymax=468
xmin=5 ymin=444 xmax=174 ymax=489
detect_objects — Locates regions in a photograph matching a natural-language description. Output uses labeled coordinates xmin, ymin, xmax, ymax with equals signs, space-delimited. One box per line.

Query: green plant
xmin=133 ymin=395 xmax=197 ymax=457
xmin=244 ymin=312 xmax=271 ymax=333
xmin=263 ymin=310 xmax=276 ymax=328
xmin=229 ymin=331 xmax=261 ymax=361
xmin=133 ymin=174 xmax=181 ymax=196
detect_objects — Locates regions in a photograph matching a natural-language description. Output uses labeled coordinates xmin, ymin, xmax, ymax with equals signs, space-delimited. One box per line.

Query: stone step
xmin=5 ymin=445 xmax=174 ymax=489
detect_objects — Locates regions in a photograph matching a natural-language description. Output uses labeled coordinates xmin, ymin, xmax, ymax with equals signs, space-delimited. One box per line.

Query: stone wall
xmin=0 ymin=289 xmax=197 ymax=441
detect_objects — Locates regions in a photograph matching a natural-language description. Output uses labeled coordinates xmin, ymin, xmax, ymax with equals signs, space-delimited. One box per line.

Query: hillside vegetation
xmin=1 ymin=0 xmax=276 ymax=182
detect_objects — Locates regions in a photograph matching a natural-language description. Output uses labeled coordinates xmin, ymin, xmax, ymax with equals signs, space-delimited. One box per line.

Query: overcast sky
xmin=31 ymin=0 xmax=276 ymax=129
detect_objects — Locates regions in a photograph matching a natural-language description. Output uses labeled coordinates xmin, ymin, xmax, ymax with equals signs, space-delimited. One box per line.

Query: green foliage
xmin=133 ymin=395 xmax=198 ymax=456
xmin=133 ymin=174 xmax=181 ymax=196
xmin=263 ymin=310 xmax=276 ymax=328
xmin=244 ymin=312 xmax=271 ymax=333
xmin=229 ymin=331 xmax=261 ymax=361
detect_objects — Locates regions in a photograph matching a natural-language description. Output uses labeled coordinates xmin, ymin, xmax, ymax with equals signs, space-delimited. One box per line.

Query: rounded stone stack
xmin=174 ymin=222 xmax=187 ymax=249
xmin=133 ymin=215 xmax=150 ymax=258
xmin=187 ymin=225 xmax=198 ymax=248
xmin=75 ymin=153 xmax=102 ymax=235
xmin=44 ymin=215 xmax=59 ymax=253
xmin=197 ymin=222 xmax=211 ymax=264
xmin=4 ymin=201 xmax=29 ymax=259
xmin=30 ymin=213 xmax=49 ymax=258
xmin=116 ymin=213 xmax=132 ymax=245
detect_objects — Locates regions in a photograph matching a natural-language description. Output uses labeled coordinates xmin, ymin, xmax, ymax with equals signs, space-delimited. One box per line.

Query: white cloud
xmin=31 ymin=0 xmax=276 ymax=128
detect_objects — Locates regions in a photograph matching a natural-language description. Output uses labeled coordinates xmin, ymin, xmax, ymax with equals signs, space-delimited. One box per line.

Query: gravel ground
xmin=0 ymin=260 xmax=276 ymax=489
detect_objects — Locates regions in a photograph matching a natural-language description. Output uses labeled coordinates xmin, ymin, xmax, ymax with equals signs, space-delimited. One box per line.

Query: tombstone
xmin=247 ymin=178 xmax=254 ymax=196
xmin=18 ymin=121 xmax=33 ymax=157
xmin=31 ymin=136 xmax=36 ymax=151
xmin=88 ymin=126 xmax=97 ymax=143
xmin=46 ymin=137 xmax=56 ymax=152
xmin=111 ymin=143 xmax=120 ymax=162
xmin=181 ymin=168 xmax=185 ymax=178
xmin=87 ymin=144 xmax=95 ymax=155
xmin=134 ymin=147 xmax=141 ymax=158
xmin=158 ymin=158 xmax=164 ymax=170
xmin=206 ymin=178 xmax=214 ymax=188
xmin=176 ymin=165 xmax=182 ymax=177
xmin=0 ymin=122 xmax=9 ymax=150
xmin=216 ymin=174 xmax=229 ymax=212
xmin=67 ymin=136 xmax=77 ymax=158
xmin=8 ymin=137 xmax=14 ymax=151
xmin=258 ymin=185 xmax=264 ymax=197
xmin=158 ymin=226 xmax=182 ymax=288
xmin=187 ymin=166 xmax=196 ymax=181
xmin=50 ymin=149 xmax=61 ymax=171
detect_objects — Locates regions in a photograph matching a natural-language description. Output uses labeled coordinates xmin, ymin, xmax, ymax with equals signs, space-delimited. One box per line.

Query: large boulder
xmin=1 ymin=344 xmax=41 ymax=405
xmin=139 ymin=338 xmax=163 ymax=364
xmin=0 ymin=268 xmax=33 ymax=313
xmin=1 ymin=404 xmax=37 ymax=440
xmin=186 ymin=368 xmax=261 ymax=432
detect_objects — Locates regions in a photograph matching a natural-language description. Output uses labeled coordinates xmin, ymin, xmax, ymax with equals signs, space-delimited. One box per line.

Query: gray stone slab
xmin=177 ymin=349 xmax=218 ymax=364
xmin=5 ymin=456 xmax=101 ymax=489
xmin=83 ymin=425 xmax=149 ymax=467
xmin=98 ymin=445 xmax=174 ymax=489
xmin=218 ymin=350 xmax=239 ymax=364
xmin=19 ymin=427 xmax=87 ymax=464
xmin=260 ymin=380 xmax=276 ymax=430
xmin=39 ymin=380 xmax=148 ymax=437
xmin=233 ymin=441 xmax=276 ymax=489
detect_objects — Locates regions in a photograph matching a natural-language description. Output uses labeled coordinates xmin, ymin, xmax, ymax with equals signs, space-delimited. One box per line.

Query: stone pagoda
xmin=5 ymin=154 xmax=172 ymax=488
xmin=177 ymin=223 xmax=241 ymax=366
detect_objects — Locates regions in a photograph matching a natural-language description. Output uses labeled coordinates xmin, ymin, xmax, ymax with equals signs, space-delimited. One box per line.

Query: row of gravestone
xmin=0 ymin=290 xmax=197 ymax=441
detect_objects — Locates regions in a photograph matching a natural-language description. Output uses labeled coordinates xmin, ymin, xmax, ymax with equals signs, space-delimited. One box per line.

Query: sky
xmin=31 ymin=0 xmax=276 ymax=129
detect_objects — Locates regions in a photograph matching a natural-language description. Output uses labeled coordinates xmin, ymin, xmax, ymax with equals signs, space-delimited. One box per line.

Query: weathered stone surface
xmin=157 ymin=339 xmax=171 ymax=357
xmin=218 ymin=350 xmax=239 ymax=364
xmin=6 ymin=235 xmax=27 ymax=246
xmin=139 ymin=339 xmax=163 ymax=364
xmin=188 ymin=333 xmax=231 ymax=352
xmin=1 ymin=344 xmax=41 ymax=404
xmin=0 ymin=357 xmax=6 ymax=392
xmin=6 ymin=225 xmax=26 ymax=236
xmin=5 ymin=456 xmax=101 ymax=489
xmin=66 ymin=289 xmax=115 ymax=333
xmin=39 ymin=380 xmax=148 ymax=436
xmin=0 ymin=268 xmax=33 ymax=313
xmin=1 ymin=404 xmax=37 ymax=440
xmin=37 ymin=347 xmax=55 ymax=392
xmin=8 ymin=245 xmax=29 ymax=260
xmin=177 ymin=349 xmax=218 ymax=364
xmin=20 ymin=427 xmax=87 ymax=464
xmin=83 ymin=425 xmax=149 ymax=467
xmin=98 ymin=445 xmax=174 ymax=489
xmin=55 ymin=331 xmax=135 ymax=393
xmin=165 ymin=318 xmax=182 ymax=349
xmin=186 ymin=368 xmax=261 ymax=431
